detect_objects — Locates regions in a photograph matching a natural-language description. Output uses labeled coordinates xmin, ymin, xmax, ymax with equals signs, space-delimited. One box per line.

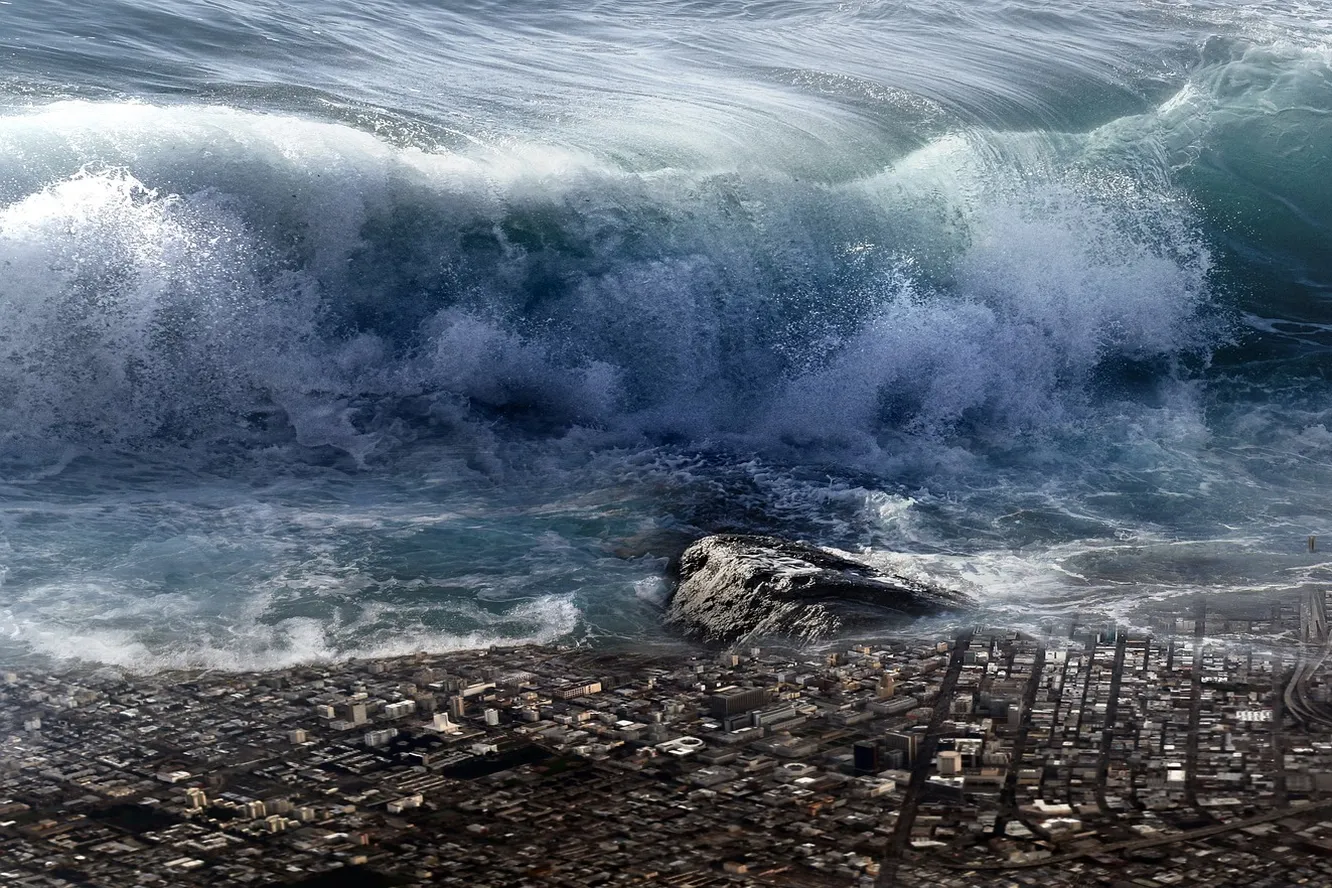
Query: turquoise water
xmin=1 ymin=0 xmax=1331 ymax=668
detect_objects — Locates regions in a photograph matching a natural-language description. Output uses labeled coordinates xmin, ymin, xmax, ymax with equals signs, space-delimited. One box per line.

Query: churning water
xmin=1 ymin=0 xmax=1331 ymax=668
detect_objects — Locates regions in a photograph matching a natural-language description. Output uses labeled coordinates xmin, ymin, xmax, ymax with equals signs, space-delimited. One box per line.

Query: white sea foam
xmin=3 ymin=590 xmax=581 ymax=673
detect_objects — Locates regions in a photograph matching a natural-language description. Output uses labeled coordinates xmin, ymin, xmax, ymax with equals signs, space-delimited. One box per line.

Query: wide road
xmin=1094 ymin=633 xmax=1128 ymax=818
xmin=992 ymin=642 xmax=1046 ymax=838
xmin=1184 ymin=602 xmax=1208 ymax=817
xmin=1284 ymin=637 xmax=1332 ymax=731
xmin=876 ymin=628 xmax=974 ymax=888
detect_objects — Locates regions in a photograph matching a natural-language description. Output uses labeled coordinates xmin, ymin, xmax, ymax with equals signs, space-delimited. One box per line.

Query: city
xmin=4 ymin=592 xmax=1332 ymax=887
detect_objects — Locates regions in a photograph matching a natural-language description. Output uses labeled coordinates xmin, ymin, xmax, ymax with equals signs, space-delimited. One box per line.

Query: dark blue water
xmin=1 ymin=0 xmax=1330 ymax=669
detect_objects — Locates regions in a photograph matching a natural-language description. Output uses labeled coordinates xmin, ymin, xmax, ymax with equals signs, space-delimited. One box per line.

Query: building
xmin=877 ymin=675 xmax=896 ymax=699
xmin=854 ymin=741 xmax=880 ymax=775
xmin=384 ymin=700 xmax=416 ymax=719
xmin=883 ymin=731 xmax=919 ymax=767
xmin=387 ymin=795 xmax=423 ymax=814
xmin=431 ymin=712 xmax=461 ymax=735
xmin=364 ymin=728 xmax=398 ymax=747
xmin=938 ymin=750 xmax=962 ymax=776
xmin=552 ymin=681 xmax=602 ymax=701
xmin=709 ymin=686 xmax=769 ymax=718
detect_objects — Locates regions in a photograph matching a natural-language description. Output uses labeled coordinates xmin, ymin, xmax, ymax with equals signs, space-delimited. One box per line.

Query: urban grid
xmin=5 ymin=592 xmax=1332 ymax=887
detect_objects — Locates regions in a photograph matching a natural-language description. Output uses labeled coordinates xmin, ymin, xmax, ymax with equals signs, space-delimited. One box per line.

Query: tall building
xmin=853 ymin=741 xmax=880 ymax=775
xmin=431 ymin=712 xmax=460 ymax=735
xmin=883 ymin=731 xmax=918 ymax=767
xmin=384 ymin=700 xmax=416 ymax=719
xmin=938 ymin=750 xmax=963 ymax=776
xmin=876 ymin=674 xmax=896 ymax=699
xmin=364 ymin=728 xmax=398 ymax=747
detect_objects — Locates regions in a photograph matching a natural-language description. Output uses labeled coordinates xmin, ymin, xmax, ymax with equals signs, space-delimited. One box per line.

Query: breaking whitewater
xmin=1 ymin=0 xmax=1331 ymax=670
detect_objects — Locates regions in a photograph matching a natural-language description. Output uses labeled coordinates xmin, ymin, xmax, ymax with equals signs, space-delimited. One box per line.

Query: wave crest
xmin=0 ymin=101 xmax=1219 ymax=461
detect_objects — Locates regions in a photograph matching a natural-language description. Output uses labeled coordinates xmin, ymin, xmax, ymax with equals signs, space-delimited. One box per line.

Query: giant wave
xmin=2 ymin=0 xmax=1331 ymax=670
xmin=0 ymin=99 xmax=1220 ymax=462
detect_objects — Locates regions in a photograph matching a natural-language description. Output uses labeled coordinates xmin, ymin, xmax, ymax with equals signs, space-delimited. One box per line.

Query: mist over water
xmin=1 ymin=0 xmax=1331 ymax=669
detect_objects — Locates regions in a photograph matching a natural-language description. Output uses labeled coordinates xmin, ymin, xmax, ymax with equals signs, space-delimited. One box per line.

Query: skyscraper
xmin=883 ymin=731 xmax=918 ymax=767
xmin=853 ymin=741 xmax=880 ymax=775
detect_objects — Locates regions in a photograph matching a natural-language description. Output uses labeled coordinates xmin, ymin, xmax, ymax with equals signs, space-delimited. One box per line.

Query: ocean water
xmin=1 ymin=0 xmax=1330 ymax=670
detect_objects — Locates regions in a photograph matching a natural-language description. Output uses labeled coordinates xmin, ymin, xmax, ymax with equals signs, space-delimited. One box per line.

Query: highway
xmin=1283 ymin=590 xmax=1332 ymax=731
xmin=1283 ymin=642 xmax=1332 ymax=731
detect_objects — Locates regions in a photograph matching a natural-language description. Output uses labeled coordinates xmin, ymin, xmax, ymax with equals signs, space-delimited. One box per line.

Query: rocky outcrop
xmin=665 ymin=534 xmax=970 ymax=643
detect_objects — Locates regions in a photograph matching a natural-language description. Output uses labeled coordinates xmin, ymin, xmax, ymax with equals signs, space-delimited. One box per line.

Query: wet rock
xmin=665 ymin=534 xmax=970 ymax=643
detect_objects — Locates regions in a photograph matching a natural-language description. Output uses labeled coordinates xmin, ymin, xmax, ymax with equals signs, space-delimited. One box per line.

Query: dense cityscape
xmin=4 ymin=591 xmax=1332 ymax=887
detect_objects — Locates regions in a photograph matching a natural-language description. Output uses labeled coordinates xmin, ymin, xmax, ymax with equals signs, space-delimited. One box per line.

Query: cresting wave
xmin=2 ymin=22 xmax=1331 ymax=671
xmin=0 ymin=97 xmax=1225 ymax=465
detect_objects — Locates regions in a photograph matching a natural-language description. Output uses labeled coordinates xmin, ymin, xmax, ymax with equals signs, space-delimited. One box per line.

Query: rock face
xmin=666 ymin=534 xmax=970 ymax=643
